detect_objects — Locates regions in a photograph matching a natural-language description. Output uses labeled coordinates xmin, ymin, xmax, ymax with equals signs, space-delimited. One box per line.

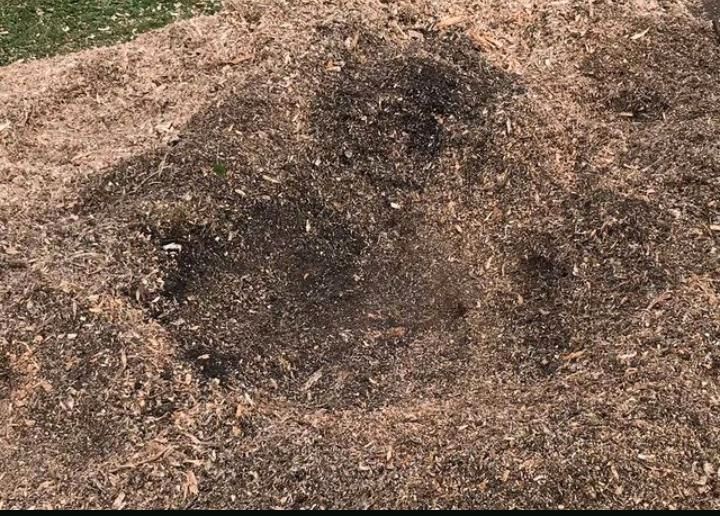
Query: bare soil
xmin=1 ymin=0 xmax=720 ymax=509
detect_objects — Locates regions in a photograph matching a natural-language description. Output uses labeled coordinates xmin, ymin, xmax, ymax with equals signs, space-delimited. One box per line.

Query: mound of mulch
xmin=1 ymin=0 xmax=720 ymax=509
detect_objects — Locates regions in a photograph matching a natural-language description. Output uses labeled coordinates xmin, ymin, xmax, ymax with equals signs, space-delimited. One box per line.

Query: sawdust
xmin=1 ymin=0 xmax=720 ymax=509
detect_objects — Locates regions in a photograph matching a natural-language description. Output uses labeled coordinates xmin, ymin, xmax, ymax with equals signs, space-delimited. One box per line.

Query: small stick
xmin=129 ymin=150 xmax=170 ymax=195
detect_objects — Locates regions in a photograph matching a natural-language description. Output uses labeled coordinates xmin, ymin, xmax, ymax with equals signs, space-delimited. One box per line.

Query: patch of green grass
xmin=0 ymin=1 xmax=221 ymax=66
xmin=212 ymin=161 xmax=228 ymax=178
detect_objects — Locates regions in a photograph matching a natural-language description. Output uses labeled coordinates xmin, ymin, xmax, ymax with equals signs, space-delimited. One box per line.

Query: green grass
xmin=212 ymin=161 xmax=228 ymax=178
xmin=0 ymin=1 xmax=221 ymax=66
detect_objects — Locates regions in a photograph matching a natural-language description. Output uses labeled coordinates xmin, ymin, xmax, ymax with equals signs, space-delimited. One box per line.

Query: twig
xmin=109 ymin=445 xmax=173 ymax=473
xmin=129 ymin=150 xmax=170 ymax=195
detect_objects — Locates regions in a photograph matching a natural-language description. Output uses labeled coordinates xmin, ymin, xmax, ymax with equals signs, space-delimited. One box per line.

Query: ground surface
xmin=0 ymin=0 xmax=220 ymax=66
xmin=1 ymin=0 xmax=720 ymax=509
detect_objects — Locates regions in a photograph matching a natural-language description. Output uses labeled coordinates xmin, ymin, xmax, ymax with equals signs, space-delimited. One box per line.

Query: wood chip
xmin=436 ymin=15 xmax=466 ymax=30
xmin=630 ymin=28 xmax=650 ymax=40
xmin=646 ymin=292 xmax=672 ymax=310
xmin=385 ymin=327 xmax=407 ymax=338
xmin=112 ymin=492 xmax=126 ymax=509
xmin=262 ymin=174 xmax=281 ymax=184
xmin=302 ymin=369 xmax=323 ymax=391
xmin=562 ymin=350 xmax=586 ymax=362
xmin=109 ymin=446 xmax=172 ymax=473
xmin=467 ymin=29 xmax=502 ymax=49
xmin=185 ymin=471 xmax=199 ymax=497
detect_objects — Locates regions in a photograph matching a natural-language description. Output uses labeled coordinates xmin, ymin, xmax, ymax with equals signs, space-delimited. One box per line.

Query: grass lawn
xmin=0 ymin=0 xmax=221 ymax=66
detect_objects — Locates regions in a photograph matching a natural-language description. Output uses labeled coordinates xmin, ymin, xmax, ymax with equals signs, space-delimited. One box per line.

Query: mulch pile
xmin=1 ymin=0 xmax=719 ymax=508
